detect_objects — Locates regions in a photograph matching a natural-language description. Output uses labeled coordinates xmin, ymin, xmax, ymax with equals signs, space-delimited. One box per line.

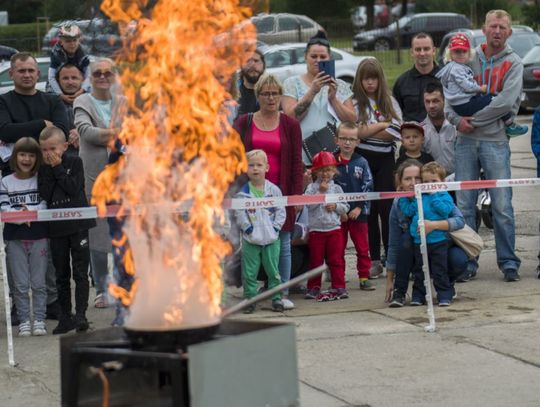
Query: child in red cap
xmin=436 ymin=33 xmax=527 ymax=137
xmin=303 ymin=151 xmax=350 ymax=302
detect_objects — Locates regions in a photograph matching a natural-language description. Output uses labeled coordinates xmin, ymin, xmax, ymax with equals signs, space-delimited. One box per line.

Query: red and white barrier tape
xmin=1 ymin=177 xmax=538 ymax=223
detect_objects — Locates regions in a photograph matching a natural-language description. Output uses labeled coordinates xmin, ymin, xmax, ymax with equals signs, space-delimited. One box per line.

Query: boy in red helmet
xmin=303 ymin=151 xmax=350 ymax=301
xmin=48 ymin=22 xmax=90 ymax=103
xmin=436 ymin=33 xmax=527 ymax=137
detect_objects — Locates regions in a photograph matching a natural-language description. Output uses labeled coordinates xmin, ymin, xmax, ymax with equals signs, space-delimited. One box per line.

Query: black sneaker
xmin=243 ymin=304 xmax=256 ymax=314
xmin=389 ymin=290 xmax=405 ymax=308
xmin=271 ymin=299 xmax=284 ymax=312
xmin=46 ymin=300 xmax=61 ymax=320
xmin=455 ymin=270 xmax=473 ymax=283
xmin=410 ymin=297 xmax=426 ymax=306
xmin=74 ymin=314 xmax=89 ymax=333
xmin=503 ymin=268 xmax=520 ymax=282
xmin=52 ymin=316 xmax=76 ymax=335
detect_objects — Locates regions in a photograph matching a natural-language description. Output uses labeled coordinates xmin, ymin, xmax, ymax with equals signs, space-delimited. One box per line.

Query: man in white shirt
xmin=422 ymin=81 xmax=456 ymax=177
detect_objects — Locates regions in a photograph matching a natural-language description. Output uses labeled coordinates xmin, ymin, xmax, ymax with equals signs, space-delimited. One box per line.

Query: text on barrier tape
xmin=1 ymin=177 xmax=538 ymax=223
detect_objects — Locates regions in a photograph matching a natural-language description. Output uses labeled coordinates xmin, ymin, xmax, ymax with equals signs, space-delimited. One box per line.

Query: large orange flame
xmin=94 ymin=0 xmax=255 ymax=330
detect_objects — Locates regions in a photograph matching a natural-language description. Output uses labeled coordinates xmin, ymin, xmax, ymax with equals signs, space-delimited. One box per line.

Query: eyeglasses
xmin=259 ymin=92 xmax=280 ymax=98
xmin=337 ymin=137 xmax=357 ymax=143
xmin=92 ymin=70 xmax=115 ymax=79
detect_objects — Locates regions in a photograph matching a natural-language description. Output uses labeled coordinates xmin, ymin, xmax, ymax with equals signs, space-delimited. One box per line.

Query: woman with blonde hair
xmin=74 ymin=57 xmax=126 ymax=309
xmin=233 ymin=73 xmax=303 ymax=309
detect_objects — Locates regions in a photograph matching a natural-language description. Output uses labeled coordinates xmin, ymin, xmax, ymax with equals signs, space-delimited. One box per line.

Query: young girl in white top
xmin=0 ymin=137 xmax=48 ymax=337
xmin=352 ymin=58 xmax=402 ymax=279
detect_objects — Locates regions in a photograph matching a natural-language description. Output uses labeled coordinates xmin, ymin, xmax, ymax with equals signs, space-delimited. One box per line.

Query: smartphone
xmin=318 ymin=60 xmax=335 ymax=79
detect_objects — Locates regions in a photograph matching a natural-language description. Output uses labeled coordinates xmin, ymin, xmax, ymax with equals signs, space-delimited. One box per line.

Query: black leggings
xmin=360 ymin=149 xmax=395 ymax=261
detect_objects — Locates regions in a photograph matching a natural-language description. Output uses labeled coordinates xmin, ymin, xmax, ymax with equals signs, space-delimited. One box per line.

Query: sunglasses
xmin=92 ymin=70 xmax=115 ymax=79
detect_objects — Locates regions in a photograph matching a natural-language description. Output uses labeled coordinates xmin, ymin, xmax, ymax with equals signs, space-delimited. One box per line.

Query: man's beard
xmin=242 ymin=69 xmax=262 ymax=85
xmin=429 ymin=110 xmax=444 ymax=121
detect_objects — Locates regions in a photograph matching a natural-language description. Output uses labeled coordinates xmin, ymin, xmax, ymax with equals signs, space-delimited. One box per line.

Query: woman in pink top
xmin=234 ymin=74 xmax=303 ymax=309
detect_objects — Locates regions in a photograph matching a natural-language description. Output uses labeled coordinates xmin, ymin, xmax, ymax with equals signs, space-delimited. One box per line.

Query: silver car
xmin=251 ymin=13 xmax=324 ymax=45
xmin=262 ymin=43 xmax=372 ymax=85
xmin=0 ymin=57 xmax=50 ymax=94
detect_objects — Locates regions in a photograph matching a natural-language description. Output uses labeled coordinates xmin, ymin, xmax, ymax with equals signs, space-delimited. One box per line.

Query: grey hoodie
xmin=436 ymin=61 xmax=483 ymax=106
xmin=445 ymin=43 xmax=523 ymax=142
xmin=235 ymin=180 xmax=286 ymax=246
xmin=304 ymin=179 xmax=349 ymax=232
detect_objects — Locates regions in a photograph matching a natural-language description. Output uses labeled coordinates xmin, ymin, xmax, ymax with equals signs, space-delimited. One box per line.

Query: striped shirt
xmin=356 ymin=97 xmax=402 ymax=154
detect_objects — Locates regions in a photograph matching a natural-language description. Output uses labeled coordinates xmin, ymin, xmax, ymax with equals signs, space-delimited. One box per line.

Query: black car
xmin=352 ymin=12 xmax=471 ymax=51
xmin=436 ymin=26 xmax=540 ymax=66
xmin=521 ymin=44 xmax=540 ymax=109
xmin=0 ymin=45 xmax=17 ymax=62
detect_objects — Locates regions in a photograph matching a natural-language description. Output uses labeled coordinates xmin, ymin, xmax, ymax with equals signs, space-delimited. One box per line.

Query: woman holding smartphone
xmin=282 ymin=31 xmax=357 ymax=165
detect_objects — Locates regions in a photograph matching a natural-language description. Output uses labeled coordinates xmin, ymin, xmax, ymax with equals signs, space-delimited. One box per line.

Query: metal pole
xmin=222 ymin=264 xmax=327 ymax=318
xmin=0 ymin=223 xmax=16 ymax=366
xmin=414 ymin=184 xmax=437 ymax=333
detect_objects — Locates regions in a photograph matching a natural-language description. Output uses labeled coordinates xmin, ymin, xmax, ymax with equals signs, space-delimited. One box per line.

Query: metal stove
xmin=60 ymin=320 xmax=299 ymax=407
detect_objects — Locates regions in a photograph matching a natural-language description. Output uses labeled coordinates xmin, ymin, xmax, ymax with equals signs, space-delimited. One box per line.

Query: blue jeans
xmin=279 ymin=231 xmax=292 ymax=295
xmin=455 ymin=137 xmax=521 ymax=271
xmin=413 ymin=241 xmax=453 ymax=302
xmin=448 ymin=245 xmax=468 ymax=282
xmin=394 ymin=233 xmax=467 ymax=295
xmin=453 ymin=94 xmax=511 ymax=123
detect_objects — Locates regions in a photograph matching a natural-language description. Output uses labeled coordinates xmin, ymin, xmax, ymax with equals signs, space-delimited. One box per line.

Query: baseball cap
xmin=449 ymin=34 xmax=470 ymax=51
xmin=400 ymin=121 xmax=424 ymax=137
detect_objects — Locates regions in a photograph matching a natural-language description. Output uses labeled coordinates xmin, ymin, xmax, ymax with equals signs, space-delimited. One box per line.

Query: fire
xmin=94 ymin=0 xmax=255 ymax=330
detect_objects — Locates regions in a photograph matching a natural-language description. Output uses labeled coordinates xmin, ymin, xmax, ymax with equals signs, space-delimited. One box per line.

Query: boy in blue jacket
xmin=334 ymin=122 xmax=375 ymax=291
xmin=398 ymin=161 xmax=454 ymax=306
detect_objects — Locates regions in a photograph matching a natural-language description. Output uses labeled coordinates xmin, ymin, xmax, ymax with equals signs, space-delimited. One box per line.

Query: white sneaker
xmin=282 ymin=298 xmax=295 ymax=310
xmin=18 ymin=321 xmax=31 ymax=337
xmin=32 ymin=320 xmax=47 ymax=336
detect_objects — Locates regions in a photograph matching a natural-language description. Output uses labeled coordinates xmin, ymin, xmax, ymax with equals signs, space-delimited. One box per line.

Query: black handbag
xmin=302 ymin=122 xmax=337 ymax=163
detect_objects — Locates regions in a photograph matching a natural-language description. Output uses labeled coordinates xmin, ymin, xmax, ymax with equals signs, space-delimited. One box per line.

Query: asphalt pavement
xmin=0 ymin=115 xmax=539 ymax=406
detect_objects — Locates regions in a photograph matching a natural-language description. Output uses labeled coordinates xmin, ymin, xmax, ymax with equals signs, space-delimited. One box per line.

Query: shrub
xmin=0 ymin=22 xmax=52 ymax=53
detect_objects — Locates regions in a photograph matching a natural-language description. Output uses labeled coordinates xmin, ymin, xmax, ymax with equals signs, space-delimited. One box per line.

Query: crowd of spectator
xmin=0 ymin=10 xmax=538 ymax=334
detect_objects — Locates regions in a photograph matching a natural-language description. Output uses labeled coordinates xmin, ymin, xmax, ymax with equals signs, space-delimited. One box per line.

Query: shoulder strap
xmin=240 ymin=112 xmax=253 ymax=143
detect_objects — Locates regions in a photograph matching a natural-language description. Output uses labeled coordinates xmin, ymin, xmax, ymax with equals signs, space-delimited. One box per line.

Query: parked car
xmin=251 ymin=13 xmax=324 ymax=45
xmin=261 ymin=43 xmax=372 ymax=84
xmin=436 ymin=26 xmax=540 ymax=66
xmin=0 ymin=45 xmax=18 ymax=62
xmin=353 ymin=12 xmax=472 ymax=51
xmin=0 ymin=57 xmax=50 ymax=94
xmin=351 ymin=5 xmax=390 ymax=32
xmin=521 ymin=44 xmax=540 ymax=109
xmin=42 ymin=18 xmax=123 ymax=56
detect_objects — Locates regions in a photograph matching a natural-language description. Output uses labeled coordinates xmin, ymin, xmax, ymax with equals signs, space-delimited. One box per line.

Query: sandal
xmin=94 ymin=293 xmax=108 ymax=309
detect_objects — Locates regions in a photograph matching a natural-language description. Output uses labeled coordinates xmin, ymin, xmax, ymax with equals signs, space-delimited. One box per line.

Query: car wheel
xmin=373 ymin=38 xmax=391 ymax=51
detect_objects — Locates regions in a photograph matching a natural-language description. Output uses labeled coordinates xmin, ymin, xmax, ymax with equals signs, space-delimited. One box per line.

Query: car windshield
xmin=522 ymin=45 xmax=540 ymax=64
xmin=387 ymin=15 xmax=411 ymax=30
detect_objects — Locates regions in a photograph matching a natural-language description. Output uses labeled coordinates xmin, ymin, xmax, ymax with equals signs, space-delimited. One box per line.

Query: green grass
xmin=332 ymin=37 xmax=414 ymax=88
